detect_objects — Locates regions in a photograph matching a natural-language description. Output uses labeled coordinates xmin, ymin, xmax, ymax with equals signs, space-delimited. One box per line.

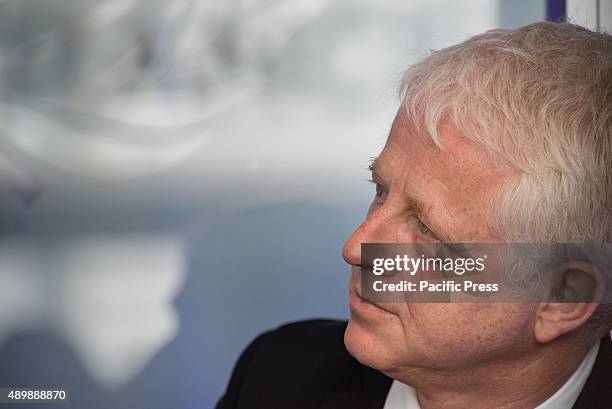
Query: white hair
xmin=400 ymin=22 xmax=611 ymax=244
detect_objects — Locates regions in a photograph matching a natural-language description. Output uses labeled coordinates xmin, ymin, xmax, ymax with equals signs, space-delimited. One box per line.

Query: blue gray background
xmin=0 ymin=1 xmax=544 ymax=408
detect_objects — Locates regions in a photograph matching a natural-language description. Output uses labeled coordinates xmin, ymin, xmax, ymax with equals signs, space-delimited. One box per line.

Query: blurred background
xmin=0 ymin=1 xmax=547 ymax=408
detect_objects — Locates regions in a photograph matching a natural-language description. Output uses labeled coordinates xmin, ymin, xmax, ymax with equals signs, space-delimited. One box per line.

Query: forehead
xmin=382 ymin=111 xmax=500 ymax=179
xmin=377 ymin=110 xmax=513 ymax=241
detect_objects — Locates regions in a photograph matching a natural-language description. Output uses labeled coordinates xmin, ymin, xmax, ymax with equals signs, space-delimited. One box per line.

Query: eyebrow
xmin=367 ymin=156 xmax=378 ymax=174
xmin=368 ymin=156 xmax=456 ymax=242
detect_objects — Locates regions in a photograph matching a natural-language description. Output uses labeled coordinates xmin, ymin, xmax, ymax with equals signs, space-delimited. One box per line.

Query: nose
xmin=342 ymin=206 xmax=396 ymax=266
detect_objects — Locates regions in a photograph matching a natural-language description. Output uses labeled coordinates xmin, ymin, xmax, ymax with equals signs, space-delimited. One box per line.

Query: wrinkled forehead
xmin=383 ymin=109 xmax=514 ymax=186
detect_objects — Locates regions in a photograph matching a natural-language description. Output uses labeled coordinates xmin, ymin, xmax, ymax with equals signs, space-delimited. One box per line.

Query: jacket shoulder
xmin=258 ymin=319 xmax=348 ymax=350
xmin=216 ymin=319 xmax=358 ymax=409
xmin=573 ymin=334 xmax=612 ymax=409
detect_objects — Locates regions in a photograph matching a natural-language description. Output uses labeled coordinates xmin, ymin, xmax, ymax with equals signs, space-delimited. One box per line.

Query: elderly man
xmin=216 ymin=22 xmax=611 ymax=409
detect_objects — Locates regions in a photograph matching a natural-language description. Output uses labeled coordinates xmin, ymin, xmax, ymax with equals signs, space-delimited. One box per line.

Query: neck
xmin=386 ymin=336 xmax=593 ymax=409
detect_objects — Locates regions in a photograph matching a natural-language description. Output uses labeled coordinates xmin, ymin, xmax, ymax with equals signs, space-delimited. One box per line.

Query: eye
xmin=368 ymin=179 xmax=386 ymax=200
xmin=417 ymin=219 xmax=438 ymax=241
xmin=375 ymin=182 xmax=384 ymax=198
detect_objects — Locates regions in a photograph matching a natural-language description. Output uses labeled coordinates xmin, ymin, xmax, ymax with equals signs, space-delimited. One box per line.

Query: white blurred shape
xmin=237 ymin=0 xmax=328 ymax=64
xmin=56 ymin=235 xmax=186 ymax=389
xmin=84 ymin=0 xmax=141 ymax=31
xmin=0 ymin=235 xmax=186 ymax=389
xmin=567 ymin=0 xmax=598 ymax=30
xmin=0 ymin=0 xmax=328 ymax=180
xmin=567 ymin=0 xmax=612 ymax=31
xmin=76 ymin=74 xmax=261 ymax=127
xmin=1 ymin=103 xmax=207 ymax=180
xmin=603 ymin=1 xmax=612 ymax=32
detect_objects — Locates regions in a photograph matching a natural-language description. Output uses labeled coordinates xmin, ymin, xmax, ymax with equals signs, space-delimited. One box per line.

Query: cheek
xmin=395 ymin=304 xmax=536 ymax=368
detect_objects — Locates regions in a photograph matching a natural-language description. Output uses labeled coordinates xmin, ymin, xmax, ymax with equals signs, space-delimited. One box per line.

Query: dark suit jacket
xmin=216 ymin=320 xmax=611 ymax=409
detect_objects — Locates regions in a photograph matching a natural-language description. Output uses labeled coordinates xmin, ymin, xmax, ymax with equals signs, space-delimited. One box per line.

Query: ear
xmin=534 ymin=260 xmax=605 ymax=344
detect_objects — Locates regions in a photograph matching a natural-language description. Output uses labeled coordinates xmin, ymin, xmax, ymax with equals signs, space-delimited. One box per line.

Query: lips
xmin=349 ymin=286 xmax=395 ymax=316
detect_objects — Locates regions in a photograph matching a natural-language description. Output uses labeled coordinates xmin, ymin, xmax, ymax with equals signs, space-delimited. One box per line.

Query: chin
xmin=344 ymin=316 xmax=402 ymax=372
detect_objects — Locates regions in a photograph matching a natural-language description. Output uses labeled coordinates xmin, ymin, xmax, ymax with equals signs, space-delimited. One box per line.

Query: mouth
xmin=349 ymin=286 xmax=395 ymax=317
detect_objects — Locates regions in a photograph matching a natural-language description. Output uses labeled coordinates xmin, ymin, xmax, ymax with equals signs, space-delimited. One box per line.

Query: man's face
xmin=343 ymin=109 xmax=538 ymax=376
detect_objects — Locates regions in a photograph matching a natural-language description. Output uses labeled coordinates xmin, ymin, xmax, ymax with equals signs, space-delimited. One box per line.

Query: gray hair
xmin=400 ymin=22 xmax=611 ymax=244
